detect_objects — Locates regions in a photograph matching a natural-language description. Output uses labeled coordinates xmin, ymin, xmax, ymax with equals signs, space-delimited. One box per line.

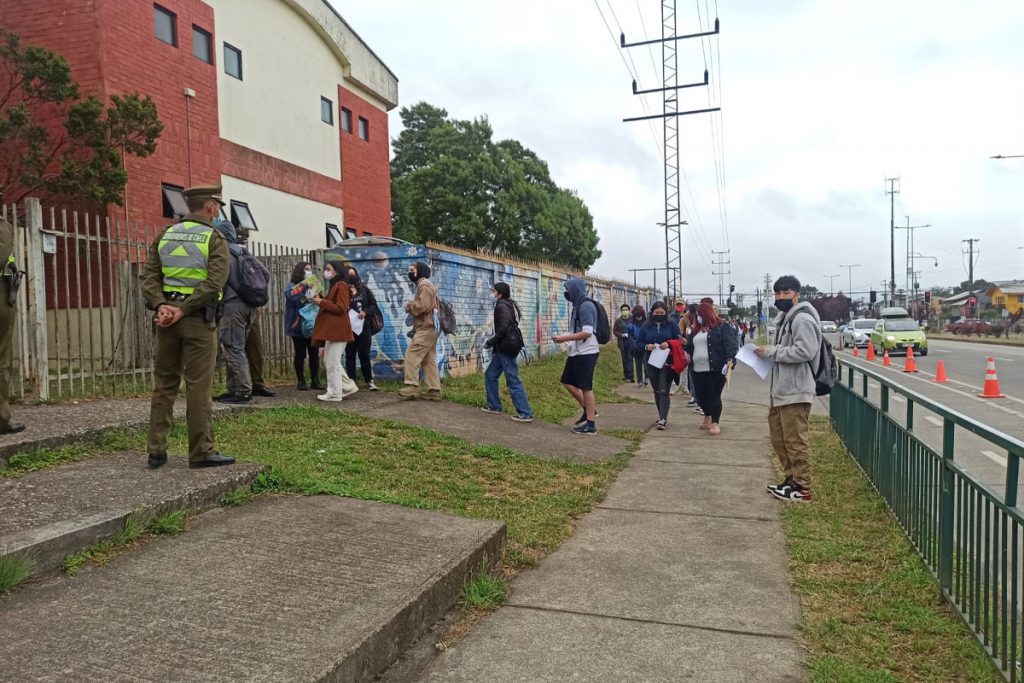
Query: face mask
xmin=347 ymin=274 xmax=359 ymax=285
xmin=652 ymin=314 xmax=667 ymax=323
xmin=408 ymin=272 xmax=418 ymax=282
xmin=621 ymin=311 xmax=630 ymax=318
xmin=563 ymin=291 xmax=572 ymax=301
xmin=304 ymin=269 xmax=313 ymax=277
xmin=774 ymin=298 xmax=794 ymax=312
xmin=324 ymin=270 xmax=335 ymax=280
xmin=697 ymin=315 xmax=704 ymax=324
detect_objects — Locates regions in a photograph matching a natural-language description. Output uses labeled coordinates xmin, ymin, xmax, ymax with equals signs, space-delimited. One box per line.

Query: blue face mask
xmin=774 ymin=299 xmax=794 ymax=312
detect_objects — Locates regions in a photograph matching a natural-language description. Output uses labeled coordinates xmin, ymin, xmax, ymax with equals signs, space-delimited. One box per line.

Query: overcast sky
xmin=336 ymin=0 xmax=1024 ymax=301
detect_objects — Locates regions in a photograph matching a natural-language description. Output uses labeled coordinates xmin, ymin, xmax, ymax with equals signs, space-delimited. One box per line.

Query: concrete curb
xmin=928 ymin=334 xmax=1024 ymax=349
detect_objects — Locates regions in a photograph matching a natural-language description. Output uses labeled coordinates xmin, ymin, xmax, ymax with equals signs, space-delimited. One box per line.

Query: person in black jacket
xmin=685 ymin=301 xmax=739 ymax=435
xmin=481 ymin=282 xmax=534 ymax=422
xmin=613 ymin=304 xmax=634 ymax=382
xmin=637 ymin=301 xmax=681 ymax=430
xmin=344 ymin=266 xmax=380 ymax=391
xmin=627 ymin=305 xmax=648 ymax=386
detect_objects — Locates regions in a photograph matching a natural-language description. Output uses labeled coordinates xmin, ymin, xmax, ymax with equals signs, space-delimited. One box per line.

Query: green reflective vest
xmin=158 ymin=221 xmax=214 ymax=294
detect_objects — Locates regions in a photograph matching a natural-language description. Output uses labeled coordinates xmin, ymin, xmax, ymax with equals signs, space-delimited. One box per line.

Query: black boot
xmin=215 ymin=392 xmax=253 ymax=405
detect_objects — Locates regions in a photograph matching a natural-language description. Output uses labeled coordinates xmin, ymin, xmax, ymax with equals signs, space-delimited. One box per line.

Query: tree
xmin=0 ymin=30 xmax=163 ymax=206
xmin=391 ymin=102 xmax=602 ymax=270
xmin=958 ymin=279 xmax=990 ymax=293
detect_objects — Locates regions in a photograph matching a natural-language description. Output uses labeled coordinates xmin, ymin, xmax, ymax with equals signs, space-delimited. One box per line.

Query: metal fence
xmin=2 ymin=198 xmax=315 ymax=401
xmin=831 ymin=359 xmax=1024 ymax=681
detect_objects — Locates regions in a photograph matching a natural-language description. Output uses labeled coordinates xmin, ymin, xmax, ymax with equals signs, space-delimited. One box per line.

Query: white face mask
xmin=697 ymin=316 xmax=704 ymax=324
xmin=324 ymin=270 xmax=335 ymax=280
xmin=304 ymin=269 xmax=313 ymax=277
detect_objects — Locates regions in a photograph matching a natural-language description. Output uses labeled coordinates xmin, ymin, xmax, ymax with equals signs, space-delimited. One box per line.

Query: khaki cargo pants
xmin=403 ymin=328 xmax=442 ymax=392
xmin=768 ymin=402 xmax=812 ymax=488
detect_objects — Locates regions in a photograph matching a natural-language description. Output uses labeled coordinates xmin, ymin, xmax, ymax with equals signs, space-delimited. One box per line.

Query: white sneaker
xmin=342 ymin=385 xmax=359 ymax=398
xmin=368 ymin=381 xmax=379 ymax=391
xmin=317 ymin=393 xmax=343 ymax=402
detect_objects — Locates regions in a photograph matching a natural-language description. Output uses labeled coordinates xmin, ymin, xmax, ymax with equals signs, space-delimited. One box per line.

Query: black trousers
xmin=693 ymin=370 xmax=727 ymax=423
xmin=291 ymin=335 xmax=320 ymax=385
xmin=618 ymin=343 xmax=633 ymax=380
xmin=647 ymin=362 xmax=674 ymax=421
xmin=345 ymin=330 xmax=373 ymax=383
xmin=631 ymin=350 xmax=646 ymax=384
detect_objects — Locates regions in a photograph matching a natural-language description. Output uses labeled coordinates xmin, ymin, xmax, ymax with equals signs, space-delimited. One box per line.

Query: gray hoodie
xmin=565 ymin=277 xmax=599 ymax=356
xmin=764 ymin=300 xmax=821 ymax=406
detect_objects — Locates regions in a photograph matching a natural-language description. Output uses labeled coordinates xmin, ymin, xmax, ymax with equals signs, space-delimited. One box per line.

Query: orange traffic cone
xmin=883 ymin=350 xmax=892 ymax=366
xmin=866 ymin=343 xmax=876 ymax=361
xmin=933 ymin=360 xmax=948 ymax=383
xmin=978 ymin=357 xmax=1006 ymax=398
xmin=903 ymin=346 xmax=919 ymax=373
xmin=853 ymin=346 xmax=859 ymax=358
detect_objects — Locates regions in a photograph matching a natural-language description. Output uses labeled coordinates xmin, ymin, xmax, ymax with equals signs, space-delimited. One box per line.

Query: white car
xmin=841 ymin=318 xmax=878 ymax=348
xmin=820 ymin=321 xmax=838 ymax=334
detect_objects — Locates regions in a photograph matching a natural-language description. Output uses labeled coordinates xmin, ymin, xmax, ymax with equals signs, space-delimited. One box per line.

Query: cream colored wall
xmin=221 ymin=175 xmax=343 ymax=250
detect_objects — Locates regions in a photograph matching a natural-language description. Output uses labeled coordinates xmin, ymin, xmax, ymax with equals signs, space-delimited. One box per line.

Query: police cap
xmin=182 ymin=184 xmax=225 ymax=206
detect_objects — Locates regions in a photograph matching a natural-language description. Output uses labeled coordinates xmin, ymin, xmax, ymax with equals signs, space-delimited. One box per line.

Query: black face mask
xmin=564 ymin=291 xmax=572 ymax=301
xmin=408 ymin=272 xmax=418 ymax=282
xmin=652 ymin=314 xmax=667 ymax=323
xmin=774 ymin=298 xmax=794 ymax=312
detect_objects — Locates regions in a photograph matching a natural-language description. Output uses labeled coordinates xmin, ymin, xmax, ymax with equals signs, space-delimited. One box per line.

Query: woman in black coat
xmin=344 ymin=266 xmax=380 ymax=391
xmin=481 ymin=282 xmax=533 ymax=421
xmin=685 ymin=301 xmax=738 ymax=435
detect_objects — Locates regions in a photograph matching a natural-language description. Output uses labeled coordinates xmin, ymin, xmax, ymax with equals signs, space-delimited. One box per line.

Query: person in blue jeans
xmin=481 ymin=282 xmax=533 ymax=422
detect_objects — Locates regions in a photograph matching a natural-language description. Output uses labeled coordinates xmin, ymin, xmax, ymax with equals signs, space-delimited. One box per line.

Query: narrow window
xmin=161 ymin=183 xmax=188 ymax=219
xmin=230 ymin=200 xmax=258 ymax=231
xmin=320 ymin=97 xmax=334 ymax=125
xmin=358 ymin=117 xmax=369 ymax=141
xmin=224 ymin=43 xmax=243 ymax=80
xmin=363 ymin=231 xmax=373 ymax=237
xmin=326 ymin=224 xmax=342 ymax=247
xmin=340 ymin=108 xmax=352 ymax=133
xmin=192 ymin=26 xmax=212 ymax=63
xmin=344 ymin=228 xmax=357 ymax=240
xmin=154 ymin=5 xmax=177 ymax=46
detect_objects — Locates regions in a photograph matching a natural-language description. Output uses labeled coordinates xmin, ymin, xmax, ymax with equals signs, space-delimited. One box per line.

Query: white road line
xmin=995 ymin=357 xmax=1014 ymax=362
xmin=981 ymin=450 xmax=1008 ymax=468
xmin=926 ymin=416 xmax=944 ymax=427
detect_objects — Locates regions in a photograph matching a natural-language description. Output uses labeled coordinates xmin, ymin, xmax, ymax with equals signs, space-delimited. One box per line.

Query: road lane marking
xmin=925 ymin=416 xmax=944 ymax=427
xmin=981 ymin=450 xmax=1008 ymax=468
xmin=995 ymin=357 xmax=1014 ymax=362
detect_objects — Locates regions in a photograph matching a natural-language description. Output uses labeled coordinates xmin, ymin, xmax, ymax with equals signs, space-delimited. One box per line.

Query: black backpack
xmin=496 ymin=300 xmax=526 ymax=356
xmin=573 ymin=298 xmax=611 ymax=345
xmin=786 ymin=309 xmax=837 ymax=396
xmin=230 ymin=247 xmax=270 ymax=308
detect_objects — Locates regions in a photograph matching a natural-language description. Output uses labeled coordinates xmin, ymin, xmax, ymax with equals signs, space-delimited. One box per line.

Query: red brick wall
xmin=338 ymin=85 xmax=392 ymax=236
xmin=221 ymin=139 xmax=343 ymax=207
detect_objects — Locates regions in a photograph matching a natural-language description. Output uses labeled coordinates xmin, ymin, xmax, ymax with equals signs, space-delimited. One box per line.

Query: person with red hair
xmin=685 ymin=302 xmax=738 ymax=435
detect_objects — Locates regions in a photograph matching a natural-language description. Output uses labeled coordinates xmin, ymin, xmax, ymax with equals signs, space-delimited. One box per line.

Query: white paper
xmin=736 ymin=344 xmax=773 ymax=380
xmin=647 ymin=347 xmax=670 ymax=369
xmin=349 ymin=309 xmax=365 ymax=336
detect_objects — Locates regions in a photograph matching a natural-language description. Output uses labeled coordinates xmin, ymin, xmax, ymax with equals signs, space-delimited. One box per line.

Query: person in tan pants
xmin=399 ymin=261 xmax=442 ymax=400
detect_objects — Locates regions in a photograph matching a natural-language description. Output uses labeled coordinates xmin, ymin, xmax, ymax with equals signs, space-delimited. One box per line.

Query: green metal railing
xmin=831 ymin=359 xmax=1024 ymax=681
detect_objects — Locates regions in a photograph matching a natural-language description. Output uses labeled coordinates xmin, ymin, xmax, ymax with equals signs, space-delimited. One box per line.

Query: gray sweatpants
xmin=219 ymin=303 xmax=253 ymax=395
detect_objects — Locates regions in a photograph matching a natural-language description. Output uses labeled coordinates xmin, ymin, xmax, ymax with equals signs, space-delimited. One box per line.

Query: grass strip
xmin=783 ymin=417 xmax=1001 ymax=682
xmin=63 ymin=509 xmax=188 ymax=576
xmin=0 ymin=553 xmax=33 ymax=593
xmin=2 ymin=428 xmax=144 ymax=478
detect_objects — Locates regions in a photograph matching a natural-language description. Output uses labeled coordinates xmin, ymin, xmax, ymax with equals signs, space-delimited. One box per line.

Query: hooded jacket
xmin=213 ymin=219 xmax=245 ymax=308
xmin=764 ymin=300 xmax=821 ymax=406
xmin=405 ymin=261 xmax=440 ymax=333
xmin=565 ymin=277 xmax=599 ymax=356
xmin=311 ymin=260 xmax=354 ymax=346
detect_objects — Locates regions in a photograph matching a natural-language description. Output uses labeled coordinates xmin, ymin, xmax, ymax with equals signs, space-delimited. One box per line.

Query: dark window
xmin=344 ymin=228 xmax=357 ymax=240
xmin=358 ymin=117 xmax=369 ymax=141
xmin=154 ymin=5 xmax=177 ymax=46
xmin=161 ymin=183 xmax=188 ymax=219
xmin=320 ymin=97 xmax=334 ymax=125
xmin=224 ymin=43 xmax=243 ymax=80
xmin=192 ymin=26 xmax=212 ymax=63
xmin=340 ymin=108 xmax=352 ymax=133
xmin=363 ymin=231 xmax=373 ymax=237
xmin=230 ymin=200 xmax=258 ymax=231
xmin=326 ymin=224 xmax=342 ymax=247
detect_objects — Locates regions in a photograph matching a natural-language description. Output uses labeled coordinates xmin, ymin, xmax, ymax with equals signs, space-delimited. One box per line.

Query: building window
xmin=320 ymin=97 xmax=334 ymax=125
xmin=344 ymin=228 xmax=357 ymax=240
xmin=154 ymin=5 xmax=177 ymax=46
xmin=161 ymin=183 xmax=188 ymax=219
xmin=326 ymin=224 xmax=342 ymax=247
xmin=363 ymin=231 xmax=373 ymax=237
xmin=358 ymin=117 xmax=369 ymax=141
xmin=230 ymin=200 xmax=258 ymax=231
xmin=224 ymin=43 xmax=243 ymax=80
xmin=192 ymin=26 xmax=212 ymax=63
xmin=340 ymin=108 xmax=352 ymax=133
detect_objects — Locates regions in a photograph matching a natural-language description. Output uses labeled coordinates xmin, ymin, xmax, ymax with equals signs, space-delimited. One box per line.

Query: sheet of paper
xmin=647 ymin=347 xmax=670 ymax=369
xmin=349 ymin=309 xmax=365 ymax=336
xmin=736 ymin=344 xmax=773 ymax=380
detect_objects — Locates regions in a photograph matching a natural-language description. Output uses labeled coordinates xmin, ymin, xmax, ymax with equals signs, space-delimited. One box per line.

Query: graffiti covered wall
xmin=326 ymin=241 xmax=660 ymax=380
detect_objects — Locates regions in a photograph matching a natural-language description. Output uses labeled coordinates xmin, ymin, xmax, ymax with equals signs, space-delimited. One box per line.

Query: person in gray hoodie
xmin=551 ymin=277 xmax=600 ymax=435
xmin=755 ymin=275 xmax=821 ymax=502
xmin=212 ymin=218 xmax=256 ymax=405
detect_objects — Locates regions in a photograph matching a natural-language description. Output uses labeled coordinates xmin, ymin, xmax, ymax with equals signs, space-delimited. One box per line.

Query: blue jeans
xmin=485 ymin=352 xmax=533 ymax=417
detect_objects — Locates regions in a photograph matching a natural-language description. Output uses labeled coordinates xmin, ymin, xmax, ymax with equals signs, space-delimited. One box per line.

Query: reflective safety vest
xmin=158 ymin=221 xmax=214 ymax=295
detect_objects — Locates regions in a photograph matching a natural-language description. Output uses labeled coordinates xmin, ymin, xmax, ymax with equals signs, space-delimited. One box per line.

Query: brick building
xmin=1 ymin=0 xmax=398 ymax=248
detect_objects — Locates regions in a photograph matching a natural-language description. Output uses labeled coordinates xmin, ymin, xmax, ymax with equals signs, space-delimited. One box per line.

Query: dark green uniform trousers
xmin=148 ymin=314 xmax=218 ymax=461
xmin=246 ymin=320 xmax=264 ymax=387
xmin=0 ymin=280 xmax=13 ymax=429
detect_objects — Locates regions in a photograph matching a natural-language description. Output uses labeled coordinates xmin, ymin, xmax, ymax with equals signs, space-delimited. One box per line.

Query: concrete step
xmin=0 ymin=495 xmax=506 ymax=683
xmin=0 ymin=452 xmax=266 ymax=578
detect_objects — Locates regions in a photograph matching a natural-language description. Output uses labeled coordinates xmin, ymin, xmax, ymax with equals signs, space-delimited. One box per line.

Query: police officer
xmin=0 ymin=216 xmax=25 ymax=434
xmin=141 ymin=184 xmax=234 ymax=469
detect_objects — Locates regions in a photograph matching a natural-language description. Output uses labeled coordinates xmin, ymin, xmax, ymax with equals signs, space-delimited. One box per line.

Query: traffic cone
xmin=978 ymin=357 xmax=1006 ymax=398
xmin=853 ymin=346 xmax=859 ymax=358
xmin=866 ymin=343 xmax=876 ymax=361
xmin=883 ymin=350 xmax=892 ymax=366
xmin=933 ymin=360 xmax=948 ymax=383
xmin=903 ymin=346 xmax=919 ymax=373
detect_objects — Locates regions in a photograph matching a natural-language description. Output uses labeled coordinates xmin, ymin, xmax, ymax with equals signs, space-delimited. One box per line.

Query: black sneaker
xmin=772 ymin=483 xmax=812 ymax=502
xmin=571 ymin=423 xmax=597 ymax=435
xmin=189 ymin=453 xmax=235 ymax=469
xmin=573 ymin=411 xmax=599 ymax=426
xmin=147 ymin=453 xmax=167 ymax=469
xmin=252 ymin=385 xmax=276 ymax=397
xmin=655 ymin=419 xmax=667 ymax=430
xmin=297 ymin=381 xmax=309 ymax=391
xmin=767 ymin=477 xmax=794 ymax=494
xmin=215 ymin=393 xmax=253 ymax=405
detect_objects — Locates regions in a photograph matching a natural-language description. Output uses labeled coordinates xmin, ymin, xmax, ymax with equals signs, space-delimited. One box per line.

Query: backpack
xmin=496 ymin=300 xmax=525 ymax=357
xmin=437 ymin=298 xmax=457 ymax=335
xmin=573 ymin=298 xmax=611 ymax=345
xmin=299 ymin=302 xmax=318 ymax=339
xmin=786 ymin=309 xmax=838 ymax=396
xmin=231 ymin=248 xmax=270 ymax=308
xmin=366 ymin=308 xmax=384 ymax=336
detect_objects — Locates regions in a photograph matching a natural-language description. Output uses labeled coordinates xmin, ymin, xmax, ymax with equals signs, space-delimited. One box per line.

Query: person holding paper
xmin=344 ymin=266 xmax=380 ymax=391
xmin=686 ymin=301 xmax=738 ymax=435
xmin=637 ymin=301 xmax=681 ymax=430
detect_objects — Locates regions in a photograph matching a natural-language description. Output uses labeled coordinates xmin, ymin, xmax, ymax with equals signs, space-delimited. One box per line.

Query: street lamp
xmin=823 ymin=274 xmax=840 ymax=296
xmin=991 ymin=154 xmax=1024 ymax=159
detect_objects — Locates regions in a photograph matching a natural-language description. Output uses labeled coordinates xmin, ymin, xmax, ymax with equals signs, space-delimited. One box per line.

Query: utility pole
xmin=895 ymin=217 xmax=932 ymax=307
xmin=823 ymin=274 xmax=840 ymax=297
xmin=621 ymin=5 xmax=720 ymax=304
xmin=712 ymin=250 xmax=731 ymax=306
xmin=838 ymin=263 xmax=860 ymax=297
xmin=962 ymin=238 xmax=980 ymax=289
xmin=885 ymin=177 xmax=900 ymax=307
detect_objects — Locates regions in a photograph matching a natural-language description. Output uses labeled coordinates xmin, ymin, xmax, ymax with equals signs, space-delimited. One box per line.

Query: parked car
xmin=945 ymin=318 xmax=991 ymax=336
xmin=871 ymin=316 xmax=928 ymax=356
xmin=820 ymin=321 xmax=838 ymax=333
xmin=841 ymin=318 xmax=878 ymax=348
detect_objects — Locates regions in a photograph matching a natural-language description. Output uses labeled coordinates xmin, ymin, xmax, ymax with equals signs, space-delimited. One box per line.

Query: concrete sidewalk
xmin=418 ymin=366 xmax=807 ymax=682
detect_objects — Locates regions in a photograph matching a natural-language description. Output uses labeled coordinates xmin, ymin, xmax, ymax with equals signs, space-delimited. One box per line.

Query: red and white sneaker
xmin=771 ymin=483 xmax=812 ymax=502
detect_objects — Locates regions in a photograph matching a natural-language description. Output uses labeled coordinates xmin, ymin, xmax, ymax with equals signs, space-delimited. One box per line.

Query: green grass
xmin=63 ymin=510 xmax=187 ymax=576
xmin=783 ymin=417 xmax=1001 ymax=683
xmin=459 ymin=570 xmax=508 ymax=609
xmin=0 ymin=553 xmax=33 ymax=593
xmin=219 ymin=486 xmax=255 ymax=508
xmin=1 ymin=428 xmax=142 ymax=478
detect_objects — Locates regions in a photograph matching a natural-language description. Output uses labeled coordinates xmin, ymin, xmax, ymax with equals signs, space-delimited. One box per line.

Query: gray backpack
xmin=787 ymin=309 xmax=838 ymax=396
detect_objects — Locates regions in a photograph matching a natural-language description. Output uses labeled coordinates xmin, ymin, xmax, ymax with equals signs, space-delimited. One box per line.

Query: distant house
xmin=939 ymin=289 xmax=990 ymax=318
xmin=986 ymin=281 xmax=1024 ymax=316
